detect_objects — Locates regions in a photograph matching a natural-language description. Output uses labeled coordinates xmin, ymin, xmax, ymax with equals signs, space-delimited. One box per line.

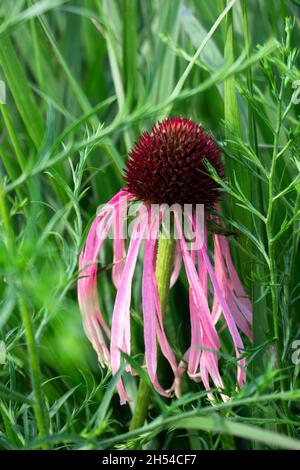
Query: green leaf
xmin=0 ymin=34 xmax=44 ymax=148
xmin=171 ymin=415 xmax=300 ymax=450
xmin=0 ymin=384 xmax=33 ymax=404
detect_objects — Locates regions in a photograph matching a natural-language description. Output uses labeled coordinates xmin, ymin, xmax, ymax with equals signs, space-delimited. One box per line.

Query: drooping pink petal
xmin=212 ymin=233 xmax=252 ymax=342
xmin=211 ymin=205 xmax=252 ymax=327
xmin=170 ymin=242 xmax=181 ymax=287
xmin=195 ymin=215 xmax=208 ymax=295
xmin=110 ymin=206 xmax=148 ymax=377
xmin=211 ymin=235 xmax=224 ymax=325
xmin=153 ymin=271 xmax=179 ymax=395
xmin=198 ymin=328 xmax=226 ymax=402
xmin=174 ymin=212 xmax=227 ymax=397
xmin=187 ymin=287 xmax=202 ymax=379
xmin=187 ymin=249 xmax=224 ymax=397
xmin=78 ymin=190 xmax=135 ymax=403
xmin=78 ymin=211 xmax=114 ymax=367
xmin=116 ymin=377 xmax=130 ymax=405
xmin=185 ymin=249 xmax=202 ymax=379
xmin=142 ymin=211 xmax=171 ymax=396
xmin=142 ymin=207 xmax=179 ymax=396
xmin=112 ymin=193 xmax=128 ymax=289
xmin=217 ymin=234 xmax=252 ymax=323
xmin=174 ymin=213 xmax=219 ymax=351
xmin=225 ymin=289 xmax=252 ymax=340
xmin=200 ymin=226 xmax=247 ymax=387
xmin=200 ymin=325 xmax=225 ymax=393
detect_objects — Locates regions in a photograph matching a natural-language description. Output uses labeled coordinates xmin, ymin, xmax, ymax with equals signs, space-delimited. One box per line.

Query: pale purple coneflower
xmin=78 ymin=117 xmax=252 ymax=404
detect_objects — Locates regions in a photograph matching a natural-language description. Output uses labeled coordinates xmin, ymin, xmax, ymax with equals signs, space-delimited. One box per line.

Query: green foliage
xmin=0 ymin=0 xmax=299 ymax=450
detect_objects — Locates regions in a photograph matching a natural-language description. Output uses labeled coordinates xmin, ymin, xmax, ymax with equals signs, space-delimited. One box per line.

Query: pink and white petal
xmin=78 ymin=210 xmax=115 ymax=366
xmin=201 ymin=243 xmax=247 ymax=387
xmin=212 ymin=297 xmax=222 ymax=326
xmin=117 ymin=378 xmax=130 ymax=405
xmin=187 ymin=288 xmax=202 ymax=378
xmin=110 ymin=206 xmax=148 ymax=376
xmin=152 ymin=270 xmax=179 ymax=391
xmin=174 ymin=213 xmax=219 ymax=350
xmin=201 ymin=334 xmax=224 ymax=390
xmin=212 ymin=213 xmax=252 ymax=325
xmin=186 ymin=250 xmax=201 ymax=378
xmin=213 ymin=237 xmax=252 ymax=340
xmin=112 ymin=195 xmax=128 ymax=289
xmin=142 ymin=227 xmax=170 ymax=397
xmin=225 ymin=289 xmax=253 ymax=341
xmin=197 ymin=248 xmax=208 ymax=297
xmin=211 ymin=234 xmax=225 ymax=325
xmin=213 ymin=233 xmax=251 ymax=331
xmin=170 ymin=242 xmax=181 ymax=288
xmin=83 ymin=315 xmax=110 ymax=367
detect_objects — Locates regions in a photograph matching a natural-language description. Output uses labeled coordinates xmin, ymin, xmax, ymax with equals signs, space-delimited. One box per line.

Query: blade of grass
xmin=122 ymin=0 xmax=137 ymax=110
xmin=242 ymin=0 xmax=268 ymax=377
xmin=223 ymin=0 xmax=252 ymax=283
xmin=0 ymin=34 xmax=43 ymax=148
xmin=172 ymin=415 xmax=300 ymax=450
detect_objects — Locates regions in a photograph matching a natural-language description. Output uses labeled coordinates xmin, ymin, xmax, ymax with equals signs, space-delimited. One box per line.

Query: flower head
xmin=78 ymin=117 xmax=252 ymax=404
xmin=124 ymin=117 xmax=223 ymax=206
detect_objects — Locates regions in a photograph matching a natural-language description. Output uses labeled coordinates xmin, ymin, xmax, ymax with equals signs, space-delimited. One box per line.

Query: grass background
xmin=0 ymin=0 xmax=300 ymax=450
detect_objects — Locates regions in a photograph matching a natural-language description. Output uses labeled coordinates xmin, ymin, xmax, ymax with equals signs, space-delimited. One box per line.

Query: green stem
xmin=18 ymin=298 xmax=49 ymax=448
xmin=129 ymin=236 xmax=176 ymax=434
xmin=265 ymin=81 xmax=292 ymax=436
xmin=242 ymin=1 xmax=268 ymax=380
xmin=155 ymin=237 xmax=177 ymax=315
xmin=129 ymin=380 xmax=152 ymax=432
xmin=0 ymin=186 xmax=14 ymax=254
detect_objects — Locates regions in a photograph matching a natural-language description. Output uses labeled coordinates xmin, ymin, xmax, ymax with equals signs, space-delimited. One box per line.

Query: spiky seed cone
xmin=124 ymin=117 xmax=223 ymax=207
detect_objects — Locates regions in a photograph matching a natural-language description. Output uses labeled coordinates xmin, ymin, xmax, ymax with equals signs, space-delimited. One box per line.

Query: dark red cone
xmin=124 ymin=117 xmax=223 ymax=207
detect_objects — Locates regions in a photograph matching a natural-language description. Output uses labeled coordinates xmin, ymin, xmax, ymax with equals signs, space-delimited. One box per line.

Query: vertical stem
xmin=0 ymin=186 xmax=14 ymax=255
xmin=129 ymin=236 xmax=176 ymax=432
xmin=155 ymin=237 xmax=177 ymax=315
xmin=242 ymin=0 xmax=268 ymax=380
xmin=265 ymin=82 xmax=292 ymax=436
xmin=266 ymin=82 xmax=283 ymax=373
xmin=18 ymin=298 xmax=49 ymax=447
xmin=19 ymin=298 xmax=48 ymax=449
xmin=266 ymin=94 xmax=282 ymax=363
xmin=128 ymin=380 xmax=152 ymax=432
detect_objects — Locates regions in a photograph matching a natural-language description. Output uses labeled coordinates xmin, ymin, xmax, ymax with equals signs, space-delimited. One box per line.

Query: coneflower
xmin=78 ymin=117 xmax=252 ymax=404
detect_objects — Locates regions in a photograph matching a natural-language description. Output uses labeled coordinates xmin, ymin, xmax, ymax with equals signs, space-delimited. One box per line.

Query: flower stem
xmin=128 ymin=379 xmax=152 ymax=432
xmin=18 ymin=298 xmax=49 ymax=448
xmin=155 ymin=237 xmax=177 ymax=315
xmin=129 ymin=235 xmax=176 ymax=433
